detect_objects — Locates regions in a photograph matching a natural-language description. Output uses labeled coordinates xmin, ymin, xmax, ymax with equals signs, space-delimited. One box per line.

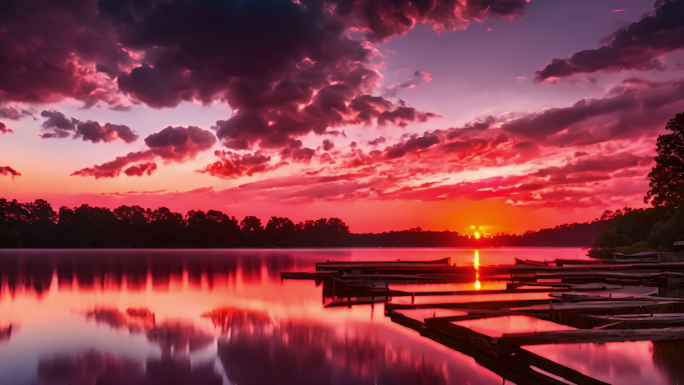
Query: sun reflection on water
xmin=474 ymin=250 xmax=481 ymax=290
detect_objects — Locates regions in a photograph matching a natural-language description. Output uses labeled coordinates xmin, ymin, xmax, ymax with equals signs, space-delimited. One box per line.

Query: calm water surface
xmin=0 ymin=248 xmax=681 ymax=385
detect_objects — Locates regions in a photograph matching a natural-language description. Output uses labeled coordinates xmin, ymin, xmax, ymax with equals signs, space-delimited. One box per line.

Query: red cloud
xmin=0 ymin=122 xmax=13 ymax=134
xmin=199 ymin=151 xmax=273 ymax=179
xmin=124 ymin=162 xmax=157 ymax=177
xmin=0 ymin=166 xmax=21 ymax=178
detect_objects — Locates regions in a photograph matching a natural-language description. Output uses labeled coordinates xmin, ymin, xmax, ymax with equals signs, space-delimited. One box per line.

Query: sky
xmin=1 ymin=0 xmax=683 ymax=235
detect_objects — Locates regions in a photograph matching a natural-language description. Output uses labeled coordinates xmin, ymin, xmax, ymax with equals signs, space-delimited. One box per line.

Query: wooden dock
xmin=282 ymin=256 xmax=684 ymax=384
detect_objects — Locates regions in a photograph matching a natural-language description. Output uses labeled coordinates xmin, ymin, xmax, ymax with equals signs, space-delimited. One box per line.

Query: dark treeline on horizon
xmin=0 ymin=198 xmax=615 ymax=248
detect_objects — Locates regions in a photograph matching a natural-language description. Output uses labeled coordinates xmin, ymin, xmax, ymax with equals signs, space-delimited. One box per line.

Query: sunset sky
xmin=1 ymin=0 xmax=683 ymax=234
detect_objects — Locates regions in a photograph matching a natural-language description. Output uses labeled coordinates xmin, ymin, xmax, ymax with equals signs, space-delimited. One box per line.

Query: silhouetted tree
xmin=149 ymin=207 xmax=186 ymax=247
xmin=240 ymin=216 xmax=263 ymax=233
xmin=645 ymin=112 xmax=684 ymax=208
xmin=186 ymin=210 xmax=241 ymax=247
xmin=265 ymin=217 xmax=295 ymax=245
xmin=240 ymin=216 xmax=265 ymax=246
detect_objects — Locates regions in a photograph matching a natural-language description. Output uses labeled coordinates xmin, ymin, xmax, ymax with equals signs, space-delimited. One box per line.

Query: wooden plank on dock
xmin=497 ymin=327 xmax=684 ymax=346
xmin=386 ymin=298 xmax=552 ymax=311
xmin=316 ymin=257 xmax=451 ymax=270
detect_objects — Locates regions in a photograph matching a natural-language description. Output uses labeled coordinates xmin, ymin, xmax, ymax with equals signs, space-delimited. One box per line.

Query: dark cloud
xmin=385 ymin=132 xmax=440 ymax=158
xmin=72 ymin=126 xmax=216 ymax=178
xmin=199 ymin=151 xmax=273 ymax=179
xmin=213 ymin=89 xmax=436 ymax=151
xmin=124 ymin=162 xmax=157 ymax=177
xmin=0 ymin=0 xmax=130 ymax=107
xmin=0 ymin=122 xmax=13 ymax=134
xmin=0 ymin=0 xmax=525 ymax=153
xmin=0 ymin=106 xmax=33 ymax=120
xmin=74 ymin=121 xmax=139 ymax=143
xmin=40 ymin=110 xmax=77 ymax=138
xmin=40 ymin=110 xmax=138 ymax=143
xmin=103 ymin=123 xmax=139 ymax=143
xmin=499 ymin=78 xmax=684 ymax=144
xmin=346 ymin=0 xmax=528 ymax=42
xmin=501 ymin=93 xmax=640 ymax=138
xmin=322 ymin=139 xmax=334 ymax=151
xmin=369 ymin=136 xmax=386 ymax=146
xmin=536 ymin=0 xmax=684 ymax=80
xmin=0 ymin=166 xmax=21 ymax=177
xmin=292 ymin=147 xmax=316 ymax=163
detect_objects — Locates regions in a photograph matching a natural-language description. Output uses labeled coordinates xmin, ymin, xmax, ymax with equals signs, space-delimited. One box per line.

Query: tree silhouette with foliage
xmin=645 ymin=112 xmax=684 ymax=208
xmin=265 ymin=217 xmax=295 ymax=245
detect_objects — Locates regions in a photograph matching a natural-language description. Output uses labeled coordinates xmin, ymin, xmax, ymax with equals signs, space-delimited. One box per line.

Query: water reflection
xmin=0 ymin=324 xmax=14 ymax=344
xmin=0 ymin=249 xmax=678 ymax=385
xmin=652 ymin=340 xmax=684 ymax=384
xmin=208 ymin=307 xmax=449 ymax=385
xmin=35 ymin=351 xmax=222 ymax=385
xmin=0 ymin=250 xmax=301 ymax=297
xmin=474 ymin=250 xmax=481 ymax=290
xmin=85 ymin=308 xmax=214 ymax=354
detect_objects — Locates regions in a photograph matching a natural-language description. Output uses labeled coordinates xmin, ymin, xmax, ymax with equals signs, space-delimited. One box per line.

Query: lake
xmin=0 ymin=248 xmax=681 ymax=385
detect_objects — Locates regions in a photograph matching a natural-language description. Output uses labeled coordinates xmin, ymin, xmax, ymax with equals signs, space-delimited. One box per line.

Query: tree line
xmin=590 ymin=113 xmax=684 ymax=257
xmin=0 ymin=197 xmax=614 ymax=248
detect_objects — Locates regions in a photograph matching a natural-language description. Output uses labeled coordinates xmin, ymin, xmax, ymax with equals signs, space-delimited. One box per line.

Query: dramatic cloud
xmin=0 ymin=166 xmax=21 ymax=178
xmin=0 ymin=0 xmax=526 ymax=155
xmin=40 ymin=110 xmax=138 ymax=143
xmin=322 ymin=140 xmax=334 ymax=151
xmin=385 ymin=132 xmax=440 ymax=158
xmin=0 ymin=122 xmax=13 ymax=134
xmin=536 ymin=0 xmax=684 ymax=80
xmin=199 ymin=151 xmax=273 ymax=179
xmin=501 ymin=77 xmax=684 ymax=144
xmin=76 ymin=122 xmax=139 ymax=143
xmin=372 ymin=151 xmax=653 ymax=207
xmin=72 ymin=126 xmax=216 ymax=178
xmin=226 ymin=74 xmax=683 ymax=208
xmin=501 ymin=93 xmax=640 ymax=138
xmin=0 ymin=0 xmax=130 ymax=107
xmin=213 ymin=92 xmax=438 ymax=151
